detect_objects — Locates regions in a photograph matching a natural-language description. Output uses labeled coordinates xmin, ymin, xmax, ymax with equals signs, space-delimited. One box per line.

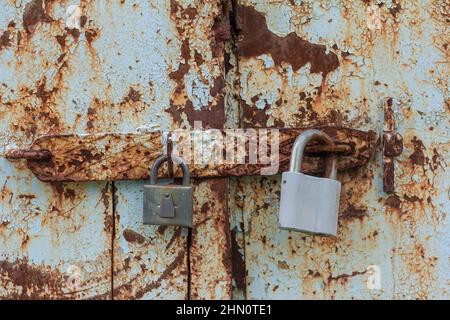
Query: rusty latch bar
xmin=3 ymin=126 xmax=376 ymax=182
xmin=5 ymin=149 xmax=52 ymax=161
xmin=382 ymin=98 xmax=404 ymax=193
xmin=5 ymin=144 xmax=351 ymax=162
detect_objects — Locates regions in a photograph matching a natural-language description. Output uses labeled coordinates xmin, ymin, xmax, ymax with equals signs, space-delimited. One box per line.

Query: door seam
xmin=111 ymin=181 xmax=116 ymax=300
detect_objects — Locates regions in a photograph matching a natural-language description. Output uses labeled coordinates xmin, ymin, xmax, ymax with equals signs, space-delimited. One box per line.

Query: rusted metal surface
xmin=0 ymin=178 xmax=113 ymax=299
xmin=382 ymin=98 xmax=403 ymax=193
xmin=190 ymin=178 xmax=233 ymax=299
xmin=18 ymin=127 xmax=375 ymax=182
xmin=1 ymin=0 xmax=448 ymax=301
xmin=231 ymin=0 xmax=449 ymax=299
xmin=0 ymin=0 xmax=117 ymax=299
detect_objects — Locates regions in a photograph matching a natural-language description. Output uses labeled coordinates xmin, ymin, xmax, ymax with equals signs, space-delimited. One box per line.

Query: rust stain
xmin=213 ymin=16 xmax=232 ymax=42
xmin=236 ymin=5 xmax=339 ymax=78
xmin=122 ymin=229 xmax=146 ymax=244
xmin=409 ymin=136 xmax=426 ymax=166
xmin=80 ymin=15 xmax=88 ymax=28
xmin=0 ymin=259 xmax=70 ymax=299
xmin=55 ymin=34 xmax=66 ymax=50
xmin=0 ymin=30 xmax=11 ymax=50
xmin=17 ymin=194 xmax=37 ymax=200
xmin=165 ymin=0 xmax=226 ymax=129
xmin=242 ymin=101 xmax=285 ymax=128
xmin=230 ymin=228 xmax=246 ymax=293
xmin=166 ymin=99 xmax=225 ymax=129
xmin=168 ymin=41 xmax=190 ymax=83
xmin=430 ymin=147 xmax=445 ymax=172
xmin=277 ymin=260 xmax=289 ymax=270
xmin=65 ymin=27 xmax=80 ymax=41
xmin=11 ymin=104 xmax=63 ymax=140
xmin=63 ymin=188 xmax=76 ymax=201
xmin=157 ymin=225 xmax=168 ymax=235
xmin=123 ymin=87 xmax=141 ymax=103
xmin=341 ymin=204 xmax=368 ymax=221
xmin=194 ymin=50 xmax=204 ymax=66
xmin=23 ymin=0 xmax=53 ymax=34
xmin=165 ymin=227 xmax=182 ymax=251
xmin=7 ymin=73 xmax=67 ymax=141
xmin=85 ymin=29 xmax=98 ymax=44
xmin=134 ymin=250 xmax=186 ymax=299
xmin=403 ymin=194 xmax=421 ymax=203
xmin=36 ymin=77 xmax=57 ymax=104
xmin=211 ymin=179 xmax=233 ymax=286
xmin=385 ymin=194 xmax=402 ymax=209
xmin=326 ymin=270 xmax=367 ymax=285
xmin=113 ymin=249 xmax=186 ymax=299
xmin=389 ymin=1 xmax=402 ymax=18
xmin=190 ymin=178 xmax=232 ymax=299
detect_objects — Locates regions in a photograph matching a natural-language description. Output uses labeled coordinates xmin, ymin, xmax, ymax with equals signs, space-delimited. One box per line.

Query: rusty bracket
xmin=4 ymin=126 xmax=377 ymax=183
xmin=382 ymin=98 xmax=404 ymax=193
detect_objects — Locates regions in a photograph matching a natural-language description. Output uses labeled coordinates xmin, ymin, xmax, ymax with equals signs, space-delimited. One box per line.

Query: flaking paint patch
xmin=236 ymin=5 xmax=339 ymax=78
xmin=165 ymin=0 xmax=226 ymax=129
xmin=0 ymin=258 xmax=69 ymax=299
xmin=1 ymin=0 xmax=448 ymax=301
xmin=190 ymin=178 xmax=233 ymax=299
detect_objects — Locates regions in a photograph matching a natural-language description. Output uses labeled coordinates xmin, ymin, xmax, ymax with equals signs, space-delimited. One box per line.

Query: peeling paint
xmin=0 ymin=0 xmax=448 ymax=300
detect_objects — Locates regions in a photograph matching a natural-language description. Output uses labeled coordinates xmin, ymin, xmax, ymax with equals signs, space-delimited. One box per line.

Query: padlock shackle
xmin=150 ymin=154 xmax=190 ymax=186
xmin=289 ymin=129 xmax=337 ymax=180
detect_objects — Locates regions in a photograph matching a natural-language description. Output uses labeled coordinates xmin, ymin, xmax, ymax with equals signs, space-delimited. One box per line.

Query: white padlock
xmin=279 ymin=129 xmax=341 ymax=237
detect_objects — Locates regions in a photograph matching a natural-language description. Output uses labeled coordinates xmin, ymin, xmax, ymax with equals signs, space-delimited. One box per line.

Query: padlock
xmin=279 ymin=129 xmax=341 ymax=237
xmin=143 ymin=154 xmax=193 ymax=228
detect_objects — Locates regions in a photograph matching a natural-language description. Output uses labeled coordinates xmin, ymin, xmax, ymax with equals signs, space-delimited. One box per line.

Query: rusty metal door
xmin=0 ymin=0 xmax=232 ymax=299
xmin=0 ymin=0 xmax=448 ymax=300
xmin=228 ymin=1 xmax=449 ymax=299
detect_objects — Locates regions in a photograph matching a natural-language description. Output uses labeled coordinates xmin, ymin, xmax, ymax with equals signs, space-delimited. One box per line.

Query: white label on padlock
xmin=279 ymin=171 xmax=341 ymax=237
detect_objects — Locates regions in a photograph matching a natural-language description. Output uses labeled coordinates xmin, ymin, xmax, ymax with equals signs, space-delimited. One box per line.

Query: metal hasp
xmin=382 ymin=98 xmax=404 ymax=193
xmin=143 ymin=154 xmax=193 ymax=228
xmin=279 ymin=129 xmax=341 ymax=237
xmin=2 ymin=127 xmax=376 ymax=182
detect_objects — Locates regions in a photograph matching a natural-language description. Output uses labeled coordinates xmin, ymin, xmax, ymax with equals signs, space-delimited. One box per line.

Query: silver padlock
xmin=143 ymin=154 xmax=193 ymax=228
xmin=279 ymin=129 xmax=341 ymax=237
